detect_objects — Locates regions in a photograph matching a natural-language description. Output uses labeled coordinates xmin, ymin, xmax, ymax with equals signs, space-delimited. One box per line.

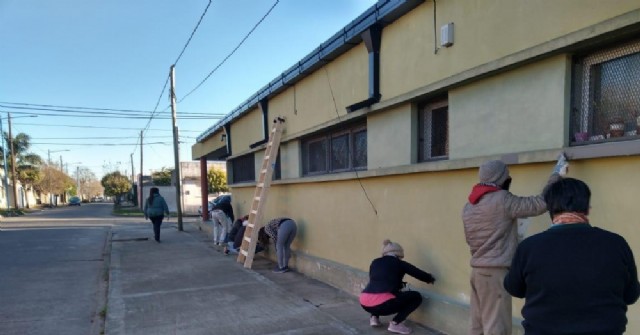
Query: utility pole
xmin=59 ymin=155 xmax=63 ymax=171
xmin=170 ymin=65 xmax=184 ymax=231
xmin=8 ymin=113 xmax=18 ymax=209
xmin=0 ymin=114 xmax=10 ymax=209
xmin=76 ymin=166 xmax=80 ymax=197
xmin=139 ymin=130 xmax=143 ymax=210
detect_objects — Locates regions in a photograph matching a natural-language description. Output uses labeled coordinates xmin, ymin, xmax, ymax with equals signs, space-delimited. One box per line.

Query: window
xmin=302 ymin=123 xmax=367 ymax=176
xmin=230 ymin=153 xmax=254 ymax=183
xmin=418 ymin=99 xmax=448 ymax=161
xmin=570 ymin=39 xmax=640 ymax=145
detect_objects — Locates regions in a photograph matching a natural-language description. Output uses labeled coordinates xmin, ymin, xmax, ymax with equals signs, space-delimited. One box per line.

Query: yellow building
xmin=193 ymin=1 xmax=640 ymax=333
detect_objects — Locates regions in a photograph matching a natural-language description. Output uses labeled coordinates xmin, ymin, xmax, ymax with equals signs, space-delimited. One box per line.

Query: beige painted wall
xmin=191 ymin=129 xmax=226 ymax=159
xmin=450 ymin=55 xmax=569 ymax=159
xmin=230 ymin=156 xmax=640 ymax=333
xmin=368 ymin=103 xmax=416 ymax=169
xmin=267 ymin=44 xmax=369 ymax=136
xmin=230 ymin=106 xmax=263 ymax=155
xmin=380 ymin=0 xmax=640 ymax=99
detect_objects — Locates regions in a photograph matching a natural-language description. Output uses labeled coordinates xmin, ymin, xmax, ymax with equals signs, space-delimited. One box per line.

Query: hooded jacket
xmin=144 ymin=194 xmax=169 ymax=218
xmin=462 ymin=174 xmax=560 ymax=268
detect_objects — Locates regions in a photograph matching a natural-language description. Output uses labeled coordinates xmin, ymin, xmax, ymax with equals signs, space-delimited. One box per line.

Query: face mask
xmin=502 ymin=177 xmax=512 ymax=191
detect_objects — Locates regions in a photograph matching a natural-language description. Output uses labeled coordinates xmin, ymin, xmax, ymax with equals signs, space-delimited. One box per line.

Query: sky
xmin=0 ymin=0 xmax=377 ymax=180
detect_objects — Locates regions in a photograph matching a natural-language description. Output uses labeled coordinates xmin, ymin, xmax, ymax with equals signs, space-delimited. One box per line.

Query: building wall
xmin=194 ymin=1 xmax=640 ymax=333
xmin=380 ymin=0 xmax=640 ymax=99
xmin=450 ymin=54 xmax=570 ymax=159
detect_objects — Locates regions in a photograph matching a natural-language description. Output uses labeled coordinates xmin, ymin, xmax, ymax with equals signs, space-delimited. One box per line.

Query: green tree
xmin=101 ymin=171 xmax=130 ymax=204
xmin=207 ymin=167 xmax=228 ymax=193
xmin=152 ymin=168 xmax=173 ymax=186
xmin=2 ymin=132 xmax=43 ymax=208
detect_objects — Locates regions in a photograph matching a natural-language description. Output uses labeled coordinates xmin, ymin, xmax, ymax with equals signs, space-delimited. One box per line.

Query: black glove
xmin=426 ymin=274 xmax=436 ymax=284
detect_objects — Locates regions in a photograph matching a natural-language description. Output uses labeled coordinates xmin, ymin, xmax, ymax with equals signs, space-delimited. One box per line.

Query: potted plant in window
xmin=609 ymin=118 xmax=625 ymax=138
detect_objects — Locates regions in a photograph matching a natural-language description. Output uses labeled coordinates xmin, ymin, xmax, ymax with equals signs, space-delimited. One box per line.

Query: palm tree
xmin=1 ymin=132 xmax=43 ymax=208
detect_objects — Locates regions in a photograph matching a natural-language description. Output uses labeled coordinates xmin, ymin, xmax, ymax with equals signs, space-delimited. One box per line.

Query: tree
xmin=2 ymin=132 xmax=43 ymax=208
xmin=152 ymin=168 xmax=173 ymax=186
xmin=76 ymin=167 xmax=98 ymax=200
xmin=207 ymin=167 xmax=228 ymax=194
xmin=34 ymin=165 xmax=74 ymax=205
xmin=84 ymin=180 xmax=104 ymax=199
xmin=101 ymin=171 xmax=130 ymax=204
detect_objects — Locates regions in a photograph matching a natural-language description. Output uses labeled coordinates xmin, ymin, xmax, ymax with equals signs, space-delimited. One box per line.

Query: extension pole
xmin=170 ymin=65 xmax=184 ymax=231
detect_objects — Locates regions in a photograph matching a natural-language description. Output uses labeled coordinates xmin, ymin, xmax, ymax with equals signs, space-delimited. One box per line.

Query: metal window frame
xmin=302 ymin=122 xmax=367 ymax=176
xmin=418 ymin=99 xmax=449 ymax=162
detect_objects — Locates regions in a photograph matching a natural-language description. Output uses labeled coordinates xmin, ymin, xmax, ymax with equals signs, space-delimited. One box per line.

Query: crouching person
xmin=359 ymin=239 xmax=436 ymax=334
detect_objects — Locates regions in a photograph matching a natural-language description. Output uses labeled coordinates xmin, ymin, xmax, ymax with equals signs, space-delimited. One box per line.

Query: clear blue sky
xmin=0 ymin=0 xmax=376 ymax=179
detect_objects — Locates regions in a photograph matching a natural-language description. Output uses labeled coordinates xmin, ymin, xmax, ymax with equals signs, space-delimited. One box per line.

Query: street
xmin=0 ymin=203 xmax=116 ymax=335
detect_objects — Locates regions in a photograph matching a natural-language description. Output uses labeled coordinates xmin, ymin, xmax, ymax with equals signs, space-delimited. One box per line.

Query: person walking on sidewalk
xmin=211 ymin=202 xmax=234 ymax=246
xmin=264 ymin=217 xmax=297 ymax=273
xmin=144 ymin=187 xmax=170 ymax=243
xmin=462 ymin=155 xmax=567 ymax=335
xmin=504 ymin=178 xmax=640 ymax=335
xmin=359 ymin=239 xmax=435 ymax=335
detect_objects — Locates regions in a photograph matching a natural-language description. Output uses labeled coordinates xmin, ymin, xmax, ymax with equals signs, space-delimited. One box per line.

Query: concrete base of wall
xmin=191 ymin=218 xmax=524 ymax=334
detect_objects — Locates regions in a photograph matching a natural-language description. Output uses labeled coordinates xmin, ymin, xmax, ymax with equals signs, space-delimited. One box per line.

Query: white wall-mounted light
xmin=440 ymin=22 xmax=454 ymax=47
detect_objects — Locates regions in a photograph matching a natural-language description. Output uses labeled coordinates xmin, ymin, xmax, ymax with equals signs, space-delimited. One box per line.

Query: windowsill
xmin=228 ymin=139 xmax=640 ymax=188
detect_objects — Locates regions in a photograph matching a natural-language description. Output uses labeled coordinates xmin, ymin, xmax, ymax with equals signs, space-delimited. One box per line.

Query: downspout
xmin=346 ymin=23 xmax=383 ymax=113
xmin=222 ymin=123 xmax=232 ymax=158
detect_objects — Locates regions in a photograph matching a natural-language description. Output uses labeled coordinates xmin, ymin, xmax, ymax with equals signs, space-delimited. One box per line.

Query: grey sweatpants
xmin=276 ymin=219 xmax=297 ymax=269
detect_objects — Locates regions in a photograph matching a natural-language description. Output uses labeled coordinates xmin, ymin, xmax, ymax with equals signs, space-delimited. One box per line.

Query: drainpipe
xmin=347 ymin=23 xmax=383 ymax=113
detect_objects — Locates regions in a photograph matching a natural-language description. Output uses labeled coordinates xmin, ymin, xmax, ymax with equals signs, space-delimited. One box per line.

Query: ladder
xmin=237 ymin=117 xmax=285 ymax=268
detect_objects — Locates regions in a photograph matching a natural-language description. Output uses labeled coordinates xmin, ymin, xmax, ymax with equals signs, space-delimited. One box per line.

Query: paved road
xmin=0 ymin=203 xmax=116 ymax=335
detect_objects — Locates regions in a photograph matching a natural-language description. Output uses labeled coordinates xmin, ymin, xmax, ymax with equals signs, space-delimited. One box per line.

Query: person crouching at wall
xmin=359 ymin=239 xmax=436 ymax=334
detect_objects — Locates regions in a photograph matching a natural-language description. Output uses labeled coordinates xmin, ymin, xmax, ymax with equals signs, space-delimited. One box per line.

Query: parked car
xmin=198 ymin=194 xmax=231 ymax=215
xmin=68 ymin=196 xmax=81 ymax=206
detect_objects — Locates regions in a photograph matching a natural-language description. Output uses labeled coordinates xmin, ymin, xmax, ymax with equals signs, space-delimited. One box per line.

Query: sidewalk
xmin=105 ymin=219 xmax=443 ymax=335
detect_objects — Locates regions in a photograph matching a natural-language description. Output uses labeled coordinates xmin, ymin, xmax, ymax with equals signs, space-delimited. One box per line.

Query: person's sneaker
xmin=369 ymin=316 xmax=381 ymax=327
xmin=388 ymin=321 xmax=412 ymax=334
xmin=273 ymin=266 xmax=290 ymax=273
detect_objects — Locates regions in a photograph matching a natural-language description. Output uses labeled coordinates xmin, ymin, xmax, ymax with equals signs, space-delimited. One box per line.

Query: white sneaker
xmin=370 ymin=316 xmax=381 ymax=327
xmin=388 ymin=321 xmax=412 ymax=334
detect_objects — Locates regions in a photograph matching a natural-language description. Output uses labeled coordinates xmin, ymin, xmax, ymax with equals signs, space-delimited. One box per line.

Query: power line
xmin=32 ymin=135 xmax=190 ymax=140
xmin=179 ymin=0 xmax=280 ymax=103
xmin=30 ymin=142 xmax=174 ymax=146
xmin=174 ymin=0 xmax=213 ymax=66
xmin=1 ymin=110 xmax=219 ymax=120
xmin=12 ymin=122 xmax=203 ymax=132
xmin=0 ymin=105 xmax=222 ymax=117
xmin=0 ymin=101 xmax=155 ymax=114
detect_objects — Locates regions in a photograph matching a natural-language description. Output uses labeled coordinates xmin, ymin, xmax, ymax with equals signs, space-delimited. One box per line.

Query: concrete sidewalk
xmin=105 ymin=220 xmax=443 ymax=335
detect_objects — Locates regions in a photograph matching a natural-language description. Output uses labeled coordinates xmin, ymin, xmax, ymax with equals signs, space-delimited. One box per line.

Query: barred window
xmin=230 ymin=153 xmax=254 ymax=183
xmin=418 ymin=99 xmax=448 ymax=161
xmin=570 ymin=39 xmax=640 ymax=145
xmin=302 ymin=123 xmax=367 ymax=176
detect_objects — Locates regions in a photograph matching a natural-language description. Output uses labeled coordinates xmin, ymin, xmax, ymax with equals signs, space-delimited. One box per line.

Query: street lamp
xmin=1 ymin=113 xmax=37 ymax=209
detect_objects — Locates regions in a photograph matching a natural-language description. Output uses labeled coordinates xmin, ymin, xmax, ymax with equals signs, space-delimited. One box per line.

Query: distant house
xmin=192 ymin=1 xmax=640 ymax=333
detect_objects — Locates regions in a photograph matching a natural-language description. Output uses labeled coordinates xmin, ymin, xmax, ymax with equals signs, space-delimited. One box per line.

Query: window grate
xmin=230 ymin=153 xmax=255 ymax=183
xmin=418 ymin=99 xmax=449 ymax=161
xmin=302 ymin=122 xmax=366 ymax=176
xmin=571 ymin=39 xmax=640 ymax=144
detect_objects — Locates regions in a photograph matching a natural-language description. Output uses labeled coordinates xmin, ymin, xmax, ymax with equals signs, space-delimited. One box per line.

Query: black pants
xmin=361 ymin=291 xmax=422 ymax=323
xmin=150 ymin=216 xmax=164 ymax=241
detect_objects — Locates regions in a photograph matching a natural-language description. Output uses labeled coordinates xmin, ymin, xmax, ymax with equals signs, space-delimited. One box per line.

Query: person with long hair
xmin=144 ymin=187 xmax=170 ymax=242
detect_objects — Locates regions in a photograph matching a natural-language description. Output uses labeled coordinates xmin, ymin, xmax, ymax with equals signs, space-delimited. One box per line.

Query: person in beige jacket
xmin=462 ymin=156 xmax=567 ymax=335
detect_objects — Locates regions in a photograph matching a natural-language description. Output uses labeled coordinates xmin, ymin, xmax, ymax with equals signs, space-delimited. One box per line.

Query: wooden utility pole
xmin=139 ymin=130 xmax=143 ymax=210
xmin=170 ymin=65 xmax=183 ymax=231
xmin=8 ymin=113 xmax=17 ymax=208
xmin=0 ymin=114 xmax=10 ymax=209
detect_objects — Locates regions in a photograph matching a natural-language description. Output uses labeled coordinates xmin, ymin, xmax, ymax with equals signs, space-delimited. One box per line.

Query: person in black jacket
xmin=359 ymin=239 xmax=436 ymax=334
xmin=504 ymin=178 xmax=640 ymax=335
